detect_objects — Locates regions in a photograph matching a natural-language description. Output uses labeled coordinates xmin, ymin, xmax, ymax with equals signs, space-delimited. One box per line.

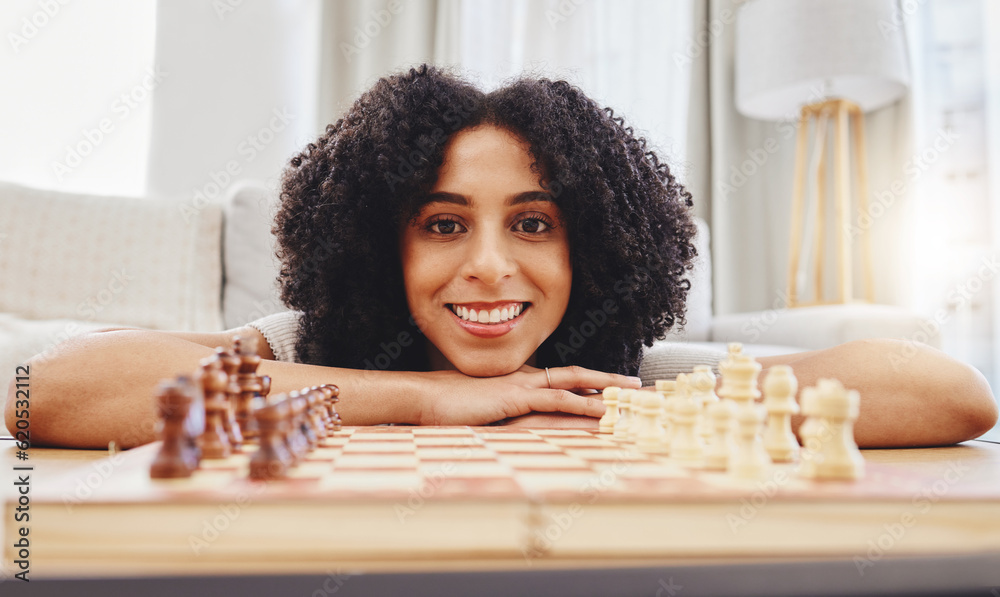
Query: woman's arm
xmin=4 ymin=328 xmax=636 ymax=449
xmin=502 ymin=339 xmax=999 ymax=448
xmin=756 ymin=339 xmax=997 ymax=448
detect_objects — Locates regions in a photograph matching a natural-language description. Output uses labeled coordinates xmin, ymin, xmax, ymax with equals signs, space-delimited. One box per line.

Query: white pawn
xmin=598 ymin=386 xmax=620 ymax=434
xmin=797 ymin=387 xmax=822 ymax=478
xmin=729 ymin=404 xmax=771 ymax=480
xmin=635 ymin=391 xmax=668 ymax=454
xmin=613 ymin=389 xmax=634 ymax=442
xmin=670 ymin=393 xmax=704 ymax=467
xmin=629 ymin=386 xmax=645 ymax=442
xmin=689 ymin=365 xmax=718 ymax=444
xmin=704 ymin=400 xmax=736 ymax=471
xmin=655 ymin=380 xmax=676 ymax=455
xmin=812 ymin=379 xmax=865 ymax=481
xmin=763 ymin=365 xmax=800 ymax=463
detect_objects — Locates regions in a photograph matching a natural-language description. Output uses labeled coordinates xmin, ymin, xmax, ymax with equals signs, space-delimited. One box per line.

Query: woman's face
xmin=399 ymin=125 xmax=572 ymax=376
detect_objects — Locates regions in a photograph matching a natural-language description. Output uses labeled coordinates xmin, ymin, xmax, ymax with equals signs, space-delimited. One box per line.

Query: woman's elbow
xmin=953 ymin=362 xmax=999 ymax=441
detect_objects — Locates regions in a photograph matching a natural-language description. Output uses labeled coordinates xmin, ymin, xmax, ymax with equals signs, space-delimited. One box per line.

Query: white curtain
xmin=318 ymin=0 xmax=695 ymax=190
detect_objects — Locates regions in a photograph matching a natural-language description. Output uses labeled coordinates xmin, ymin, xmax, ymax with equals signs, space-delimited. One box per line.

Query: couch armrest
xmin=709 ymin=304 xmax=941 ymax=350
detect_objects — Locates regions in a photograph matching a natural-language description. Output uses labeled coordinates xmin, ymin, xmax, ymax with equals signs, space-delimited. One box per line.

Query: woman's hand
xmin=500 ymin=411 xmax=601 ymax=429
xmin=413 ymin=365 xmax=639 ymax=426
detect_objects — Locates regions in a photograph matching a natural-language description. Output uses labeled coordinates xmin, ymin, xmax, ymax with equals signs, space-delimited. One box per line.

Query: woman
xmin=8 ymin=65 xmax=997 ymax=449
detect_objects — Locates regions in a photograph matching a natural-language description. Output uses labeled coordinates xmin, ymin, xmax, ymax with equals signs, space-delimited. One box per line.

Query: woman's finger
xmin=527 ymin=388 xmax=605 ymax=418
xmin=544 ymin=365 xmax=641 ymax=392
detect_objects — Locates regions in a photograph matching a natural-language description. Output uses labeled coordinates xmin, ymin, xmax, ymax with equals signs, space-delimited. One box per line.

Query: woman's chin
xmin=453 ymin=357 xmax=526 ymax=378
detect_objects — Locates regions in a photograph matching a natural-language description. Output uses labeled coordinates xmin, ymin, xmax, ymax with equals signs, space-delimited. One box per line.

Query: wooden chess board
xmin=5 ymin=427 xmax=1000 ymax=577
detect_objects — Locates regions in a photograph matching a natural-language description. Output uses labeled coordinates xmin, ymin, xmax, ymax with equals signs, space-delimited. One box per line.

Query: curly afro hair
xmin=274 ymin=64 xmax=696 ymax=377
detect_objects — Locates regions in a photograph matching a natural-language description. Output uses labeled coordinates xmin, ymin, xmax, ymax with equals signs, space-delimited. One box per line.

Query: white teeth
xmin=450 ymin=303 xmax=527 ymax=324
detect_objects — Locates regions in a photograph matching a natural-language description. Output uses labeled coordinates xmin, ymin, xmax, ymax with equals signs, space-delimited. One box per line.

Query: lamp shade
xmin=735 ymin=0 xmax=910 ymax=120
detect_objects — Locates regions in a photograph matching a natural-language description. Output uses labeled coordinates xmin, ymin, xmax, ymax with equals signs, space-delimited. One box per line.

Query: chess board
xmin=7 ymin=426 xmax=1000 ymax=576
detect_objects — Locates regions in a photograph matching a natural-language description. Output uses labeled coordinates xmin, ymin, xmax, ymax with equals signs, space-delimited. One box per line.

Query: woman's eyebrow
xmin=424 ymin=192 xmax=468 ymax=206
xmin=508 ymin=191 xmax=555 ymax=206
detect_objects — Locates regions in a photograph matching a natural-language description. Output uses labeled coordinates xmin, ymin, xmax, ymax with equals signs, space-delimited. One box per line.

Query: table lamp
xmin=735 ymin=0 xmax=910 ymax=306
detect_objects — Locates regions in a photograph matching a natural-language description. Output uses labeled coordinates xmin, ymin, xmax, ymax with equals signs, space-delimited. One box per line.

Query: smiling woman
xmin=7 ymin=64 xmax=998 ymax=449
xmin=273 ymin=64 xmax=697 ymax=381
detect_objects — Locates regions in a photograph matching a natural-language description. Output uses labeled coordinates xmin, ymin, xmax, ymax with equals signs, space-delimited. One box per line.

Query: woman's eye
xmin=428 ymin=219 xmax=463 ymax=234
xmin=515 ymin=217 xmax=551 ymax=233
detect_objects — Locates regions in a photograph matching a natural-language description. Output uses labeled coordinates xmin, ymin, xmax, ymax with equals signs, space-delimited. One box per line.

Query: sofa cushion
xmin=0 ymin=182 xmax=223 ymax=331
xmin=222 ymin=181 xmax=285 ymax=329
xmin=710 ymin=303 xmax=941 ymax=350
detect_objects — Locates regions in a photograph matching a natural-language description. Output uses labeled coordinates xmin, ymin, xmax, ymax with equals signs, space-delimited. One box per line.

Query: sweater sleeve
xmin=247 ymin=311 xmax=303 ymax=363
xmin=638 ymin=342 xmax=726 ymax=386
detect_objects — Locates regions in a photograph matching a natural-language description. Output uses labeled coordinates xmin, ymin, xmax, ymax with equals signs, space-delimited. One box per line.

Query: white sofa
xmin=0 ymin=180 xmax=938 ymax=430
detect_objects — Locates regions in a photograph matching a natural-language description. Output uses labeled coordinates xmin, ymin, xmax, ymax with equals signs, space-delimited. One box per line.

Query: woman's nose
xmin=460 ymin=229 xmax=518 ymax=285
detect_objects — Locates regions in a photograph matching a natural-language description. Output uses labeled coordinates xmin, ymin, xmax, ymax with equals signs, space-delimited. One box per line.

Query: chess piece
xmin=689 ymin=365 xmax=719 ymax=444
xmin=284 ymin=391 xmax=311 ymax=460
xmin=216 ymin=347 xmax=244 ymax=450
xmin=703 ymin=399 xmax=737 ymax=471
xmin=178 ymin=375 xmax=204 ymax=465
xmin=763 ymin=365 xmax=800 ymax=463
xmin=670 ymin=392 xmax=705 ymax=467
xmin=234 ymin=335 xmax=264 ymax=440
xmin=249 ymin=400 xmax=293 ymax=480
xmin=320 ymin=384 xmax=342 ymax=432
xmin=598 ymin=386 xmax=620 ymax=434
xmin=613 ymin=389 xmax=633 ymax=442
xmin=811 ymin=379 xmax=865 ymax=481
xmin=150 ymin=379 xmax=198 ymax=479
xmin=718 ymin=352 xmax=762 ymax=410
xmin=268 ymin=393 xmax=301 ymax=466
xmin=797 ymin=386 xmax=822 ymax=478
xmin=655 ymin=379 xmax=676 ymax=456
xmin=198 ymin=356 xmax=232 ymax=459
xmin=729 ymin=404 xmax=771 ymax=480
xmin=635 ymin=391 xmax=667 ymax=454
xmin=306 ymin=390 xmax=328 ymax=440
xmin=298 ymin=393 xmax=319 ymax=450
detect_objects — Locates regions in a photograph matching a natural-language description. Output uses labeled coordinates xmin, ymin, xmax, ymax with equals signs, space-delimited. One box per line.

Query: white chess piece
xmin=689 ymin=365 xmax=718 ymax=444
xmin=636 ymin=391 xmax=668 ymax=454
xmin=812 ymin=379 xmax=865 ymax=480
xmin=670 ymin=393 xmax=705 ymax=467
xmin=763 ymin=365 xmax=800 ymax=463
xmin=655 ymin=380 xmax=676 ymax=456
xmin=729 ymin=404 xmax=771 ymax=480
xmin=598 ymin=386 xmax=620 ymax=434
xmin=614 ymin=389 xmax=633 ymax=442
xmin=797 ymin=387 xmax=822 ymax=478
xmin=718 ymin=352 xmax=761 ymax=410
xmin=704 ymin=400 xmax=737 ymax=471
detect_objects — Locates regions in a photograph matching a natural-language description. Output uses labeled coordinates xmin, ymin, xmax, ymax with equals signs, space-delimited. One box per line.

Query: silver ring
xmin=545 ymin=367 xmax=552 ymax=389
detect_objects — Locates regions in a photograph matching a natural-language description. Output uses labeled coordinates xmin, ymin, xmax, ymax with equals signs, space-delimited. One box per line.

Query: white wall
xmin=145 ymin=0 xmax=321 ymax=202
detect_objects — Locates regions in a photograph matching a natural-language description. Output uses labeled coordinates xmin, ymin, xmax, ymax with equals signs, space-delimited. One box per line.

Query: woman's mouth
xmin=445 ymin=302 xmax=530 ymax=338
xmin=447 ymin=302 xmax=529 ymax=325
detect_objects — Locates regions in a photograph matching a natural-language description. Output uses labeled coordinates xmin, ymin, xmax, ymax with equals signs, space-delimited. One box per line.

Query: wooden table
xmin=2 ymin=434 xmax=999 ymax=596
